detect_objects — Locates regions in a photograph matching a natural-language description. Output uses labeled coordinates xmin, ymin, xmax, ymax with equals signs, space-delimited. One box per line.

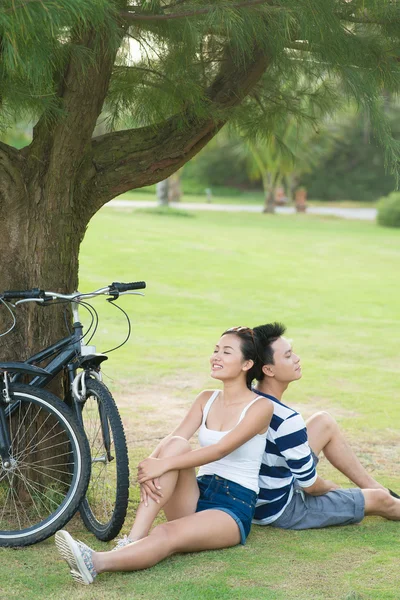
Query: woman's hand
xmin=137 ymin=457 xmax=169 ymax=483
xmin=140 ymin=479 xmax=163 ymax=506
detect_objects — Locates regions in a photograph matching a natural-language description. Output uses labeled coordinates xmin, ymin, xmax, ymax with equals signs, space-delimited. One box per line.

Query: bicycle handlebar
xmin=1 ymin=281 xmax=146 ymax=302
xmin=110 ymin=281 xmax=146 ymax=293
xmin=2 ymin=288 xmax=45 ymax=301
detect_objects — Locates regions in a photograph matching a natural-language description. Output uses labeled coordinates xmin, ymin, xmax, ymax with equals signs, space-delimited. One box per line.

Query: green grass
xmin=1 ymin=207 xmax=399 ymax=600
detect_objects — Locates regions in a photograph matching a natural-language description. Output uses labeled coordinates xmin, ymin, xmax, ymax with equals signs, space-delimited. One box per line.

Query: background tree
xmin=236 ymin=114 xmax=328 ymax=213
xmin=300 ymin=105 xmax=400 ymax=201
xmin=1 ymin=0 xmax=400 ymax=365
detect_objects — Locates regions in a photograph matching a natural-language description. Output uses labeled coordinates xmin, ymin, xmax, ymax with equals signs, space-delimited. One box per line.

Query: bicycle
xmin=0 ymin=280 xmax=145 ymax=546
xmin=0 ymin=366 xmax=91 ymax=547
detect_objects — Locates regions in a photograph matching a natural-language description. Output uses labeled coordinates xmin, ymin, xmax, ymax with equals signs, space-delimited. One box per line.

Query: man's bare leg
xmin=306 ymin=412 xmax=387 ymax=491
xmin=363 ymin=489 xmax=400 ymax=519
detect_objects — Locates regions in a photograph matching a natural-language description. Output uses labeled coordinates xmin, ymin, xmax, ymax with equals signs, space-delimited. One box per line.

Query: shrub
xmin=377 ymin=192 xmax=400 ymax=228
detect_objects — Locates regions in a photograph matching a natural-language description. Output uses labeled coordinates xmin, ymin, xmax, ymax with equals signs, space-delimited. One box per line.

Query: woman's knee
xmin=158 ymin=436 xmax=191 ymax=457
xmin=149 ymin=522 xmax=179 ymax=553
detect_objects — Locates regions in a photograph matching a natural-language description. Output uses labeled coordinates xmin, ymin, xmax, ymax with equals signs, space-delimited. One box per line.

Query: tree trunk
xmin=0 ymin=149 xmax=91 ymax=487
xmin=0 ymin=148 xmax=88 ymax=363
xmin=156 ymin=179 xmax=169 ymax=206
xmin=168 ymin=173 xmax=182 ymax=203
xmin=262 ymin=175 xmax=276 ymax=213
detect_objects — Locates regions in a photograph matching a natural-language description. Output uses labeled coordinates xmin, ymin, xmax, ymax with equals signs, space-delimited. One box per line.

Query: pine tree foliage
xmin=0 ymin=0 xmax=118 ymax=128
xmin=1 ymin=0 xmax=400 ymax=185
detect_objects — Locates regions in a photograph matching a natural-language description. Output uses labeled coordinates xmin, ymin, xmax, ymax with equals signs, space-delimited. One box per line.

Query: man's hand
xmin=140 ymin=479 xmax=162 ymax=506
xmin=303 ymin=476 xmax=340 ymax=496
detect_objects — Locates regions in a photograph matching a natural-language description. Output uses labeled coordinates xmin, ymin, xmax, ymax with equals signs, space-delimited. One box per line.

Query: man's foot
xmin=112 ymin=534 xmax=135 ymax=551
xmin=55 ymin=530 xmax=97 ymax=585
xmin=389 ymin=489 xmax=400 ymax=499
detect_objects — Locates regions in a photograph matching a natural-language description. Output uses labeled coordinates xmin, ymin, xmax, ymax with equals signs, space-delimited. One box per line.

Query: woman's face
xmin=210 ymin=333 xmax=252 ymax=381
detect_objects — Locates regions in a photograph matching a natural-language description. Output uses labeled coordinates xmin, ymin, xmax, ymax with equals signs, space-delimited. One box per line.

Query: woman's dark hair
xmin=252 ymin=322 xmax=286 ymax=381
xmin=221 ymin=327 xmax=264 ymax=389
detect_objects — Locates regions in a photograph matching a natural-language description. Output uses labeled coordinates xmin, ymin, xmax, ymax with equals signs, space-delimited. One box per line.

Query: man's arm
xmin=302 ymin=475 xmax=340 ymax=496
xmin=275 ymin=413 xmax=341 ymax=496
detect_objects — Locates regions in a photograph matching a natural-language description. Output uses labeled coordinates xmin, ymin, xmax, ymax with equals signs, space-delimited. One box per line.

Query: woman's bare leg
xmin=93 ymin=510 xmax=241 ymax=573
xmin=128 ymin=436 xmax=199 ymax=541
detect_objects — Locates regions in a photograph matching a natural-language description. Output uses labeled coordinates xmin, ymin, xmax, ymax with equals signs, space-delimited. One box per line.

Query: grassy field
xmin=1 ymin=207 xmax=399 ymax=600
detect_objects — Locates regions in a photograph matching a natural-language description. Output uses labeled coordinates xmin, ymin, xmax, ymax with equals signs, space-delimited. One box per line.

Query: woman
xmin=55 ymin=326 xmax=273 ymax=585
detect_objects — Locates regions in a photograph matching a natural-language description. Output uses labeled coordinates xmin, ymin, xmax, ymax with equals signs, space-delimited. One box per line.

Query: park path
xmin=107 ymin=199 xmax=376 ymax=221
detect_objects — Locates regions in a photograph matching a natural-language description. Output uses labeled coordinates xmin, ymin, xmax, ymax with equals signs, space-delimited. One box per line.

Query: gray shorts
xmin=269 ymin=451 xmax=365 ymax=530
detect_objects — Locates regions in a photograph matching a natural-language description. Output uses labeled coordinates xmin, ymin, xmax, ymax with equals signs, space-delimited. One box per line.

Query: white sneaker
xmin=55 ymin=530 xmax=97 ymax=585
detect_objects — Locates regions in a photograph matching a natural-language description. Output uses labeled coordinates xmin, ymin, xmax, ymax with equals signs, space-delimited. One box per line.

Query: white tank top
xmin=197 ymin=390 xmax=268 ymax=493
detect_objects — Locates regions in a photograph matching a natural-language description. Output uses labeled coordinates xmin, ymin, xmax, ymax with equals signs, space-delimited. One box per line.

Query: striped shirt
xmin=253 ymin=391 xmax=317 ymax=524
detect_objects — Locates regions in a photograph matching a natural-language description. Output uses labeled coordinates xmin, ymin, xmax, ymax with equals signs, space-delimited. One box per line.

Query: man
xmin=252 ymin=322 xmax=400 ymax=529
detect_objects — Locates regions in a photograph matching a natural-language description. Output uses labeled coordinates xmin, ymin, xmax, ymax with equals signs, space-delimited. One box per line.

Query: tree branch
xmin=121 ymin=0 xmax=274 ymax=22
xmin=87 ymin=48 xmax=270 ymax=210
xmin=334 ymin=12 xmax=395 ymax=25
xmin=3 ymin=0 xmax=44 ymax=13
xmin=27 ymin=26 xmax=123 ymax=205
xmin=284 ymin=41 xmax=312 ymax=52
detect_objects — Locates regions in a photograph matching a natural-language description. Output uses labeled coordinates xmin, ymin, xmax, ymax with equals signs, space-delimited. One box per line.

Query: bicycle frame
xmin=20 ymin=302 xmax=113 ymax=455
xmin=14 ymin=302 xmax=100 ymax=390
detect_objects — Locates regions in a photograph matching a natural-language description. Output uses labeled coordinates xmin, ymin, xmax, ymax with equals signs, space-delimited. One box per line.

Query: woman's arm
xmin=146 ymin=389 xmax=212 ymax=459
xmin=137 ymin=398 xmax=273 ymax=483
xmin=138 ymin=390 xmax=212 ymax=502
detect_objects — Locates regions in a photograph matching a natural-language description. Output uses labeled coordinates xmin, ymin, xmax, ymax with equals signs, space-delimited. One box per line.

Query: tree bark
xmin=0 ymin=144 xmax=88 ymax=361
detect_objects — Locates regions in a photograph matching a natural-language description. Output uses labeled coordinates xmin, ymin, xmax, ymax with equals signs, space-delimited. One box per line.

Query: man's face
xmin=262 ymin=336 xmax=302 ymax=383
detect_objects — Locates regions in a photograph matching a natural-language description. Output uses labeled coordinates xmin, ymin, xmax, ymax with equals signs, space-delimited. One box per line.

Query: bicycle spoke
xmin=0 ymin=389 xmax=88 ymax=542
xmin=12 ymin=466 xmax=60 ymax=516
xmin=14 ymin=462 xmax=72 ymax=490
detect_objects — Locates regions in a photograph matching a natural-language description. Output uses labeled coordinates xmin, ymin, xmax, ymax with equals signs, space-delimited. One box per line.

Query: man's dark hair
xmin=253 ymin=322 xmax=286 ymax=381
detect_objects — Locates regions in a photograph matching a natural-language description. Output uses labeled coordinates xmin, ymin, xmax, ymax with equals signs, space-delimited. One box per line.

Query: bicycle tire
xmin=0 ymin=384 xmax=90 ymax=547
xmin=78 ymin=378 xmax=129 ymax=541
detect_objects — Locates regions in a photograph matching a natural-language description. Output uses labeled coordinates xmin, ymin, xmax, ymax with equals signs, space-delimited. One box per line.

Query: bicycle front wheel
xmin=78 ymin=378 xmax=129 ymax=541
xmin=0 ymin=384 xmax=90 ymax=547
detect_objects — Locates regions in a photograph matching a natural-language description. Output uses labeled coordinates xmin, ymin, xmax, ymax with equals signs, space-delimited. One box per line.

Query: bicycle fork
xmin=0 ymin=374 xmax=12 ymax=468
xmin=71 ymin=369 xmax=114 ymax=463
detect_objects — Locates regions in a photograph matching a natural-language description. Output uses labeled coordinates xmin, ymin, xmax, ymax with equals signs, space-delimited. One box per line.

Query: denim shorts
xmin=196 ymin=474 xmax=257 ymax=544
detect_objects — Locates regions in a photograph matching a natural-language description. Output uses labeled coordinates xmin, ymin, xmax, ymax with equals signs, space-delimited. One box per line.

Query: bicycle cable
xmin=67 ymin=299 xmax=99 ymax=343
xmin=102 ymin=299 xmax=132 ymax=354
xmin=0 ymin=298 xmax=17 ymax=337
xmin=81 ymin=300 xmax=99 ymax=344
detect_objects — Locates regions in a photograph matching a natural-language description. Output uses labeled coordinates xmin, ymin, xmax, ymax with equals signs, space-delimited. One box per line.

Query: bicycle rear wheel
xmin=78 ymin=378 xmax=129 ymax=541
xmin=0 ymin=384 xmax=90 ymax=547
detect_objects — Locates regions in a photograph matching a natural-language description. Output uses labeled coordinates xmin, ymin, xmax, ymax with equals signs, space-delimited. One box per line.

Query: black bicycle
xmin=0 ymin=281 xmax=145 ymax=546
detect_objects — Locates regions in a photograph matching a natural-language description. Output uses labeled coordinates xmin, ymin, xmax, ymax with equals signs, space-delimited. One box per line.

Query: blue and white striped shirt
xmin=253 ymin=391 xmax=317 ymax=524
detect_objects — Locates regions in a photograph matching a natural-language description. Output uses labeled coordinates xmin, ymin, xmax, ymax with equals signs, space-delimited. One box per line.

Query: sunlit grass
xmin=2 ymin=207 xmax=399 ymax=600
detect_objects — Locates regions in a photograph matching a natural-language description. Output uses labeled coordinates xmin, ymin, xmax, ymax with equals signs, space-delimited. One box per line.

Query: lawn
xmin=1 ymin=207 xmax=399 ymax=600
